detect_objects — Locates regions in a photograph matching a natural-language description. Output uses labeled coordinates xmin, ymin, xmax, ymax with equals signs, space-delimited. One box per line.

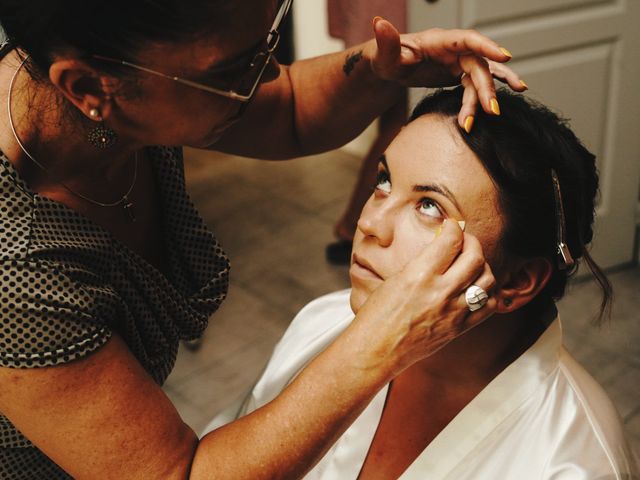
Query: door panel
xmin=461 ymin=0 xmax=611 ymax=28
xmin=509 ymin=43 xmax=612 ymax=170
xmin=409 ymin=0 xmax=640 ymax=268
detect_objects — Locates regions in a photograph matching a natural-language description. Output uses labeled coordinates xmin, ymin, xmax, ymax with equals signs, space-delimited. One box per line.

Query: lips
xmin=351 ymin=253 xmax=383 ymax=280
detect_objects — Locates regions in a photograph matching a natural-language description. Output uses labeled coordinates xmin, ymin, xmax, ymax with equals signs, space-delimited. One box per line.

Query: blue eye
xmin=376 ymin=171 xmax=391 ymax=194
xmin=418 ymin=198 xmax=442 ymax=218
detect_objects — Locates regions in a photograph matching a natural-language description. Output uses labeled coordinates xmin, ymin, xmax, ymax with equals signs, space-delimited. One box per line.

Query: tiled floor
xmin=163 ymin=146 xmax=640 ymax=456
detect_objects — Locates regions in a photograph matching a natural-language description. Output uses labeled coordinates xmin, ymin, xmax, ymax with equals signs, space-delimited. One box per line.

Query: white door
xmin=409 ymin=0 xmax=640 ymax=268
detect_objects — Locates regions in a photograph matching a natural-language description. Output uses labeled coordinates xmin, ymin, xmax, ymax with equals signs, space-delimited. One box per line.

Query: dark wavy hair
xmin=0 ymin=0 xmax=231 ymax=78
xmin=410 ymin=87 xmax=612 ymax=322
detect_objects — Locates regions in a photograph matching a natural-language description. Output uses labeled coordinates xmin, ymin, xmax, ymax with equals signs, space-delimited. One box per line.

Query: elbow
xmin=162 ymin=425 xmax=200 ymax=480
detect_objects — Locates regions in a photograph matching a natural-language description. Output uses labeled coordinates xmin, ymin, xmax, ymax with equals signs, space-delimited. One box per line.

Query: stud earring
xmin=87 ymin=107 xmax=117 ymax=149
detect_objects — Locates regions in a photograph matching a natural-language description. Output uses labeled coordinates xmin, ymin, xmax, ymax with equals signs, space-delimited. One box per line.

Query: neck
xmin=0 ymin=51 xmax=139 ymax=195
xmin=402 ymin=307 xmax=552 ymax=390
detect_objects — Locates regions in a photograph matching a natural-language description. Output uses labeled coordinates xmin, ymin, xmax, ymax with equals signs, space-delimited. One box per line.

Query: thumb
xmin=373 ymin=17 xmax=401 ymax=71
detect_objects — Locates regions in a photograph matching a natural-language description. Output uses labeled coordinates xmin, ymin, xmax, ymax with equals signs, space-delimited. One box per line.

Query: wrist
xmin=336 ymin=311 xmax=404 ymax=383
xmin=351 ymin=40 xmax=402 ymax=95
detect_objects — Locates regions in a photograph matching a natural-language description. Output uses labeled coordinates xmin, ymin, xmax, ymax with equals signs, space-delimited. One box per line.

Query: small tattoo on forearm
xmin=343 ymin=50 xmax=363 ymax=76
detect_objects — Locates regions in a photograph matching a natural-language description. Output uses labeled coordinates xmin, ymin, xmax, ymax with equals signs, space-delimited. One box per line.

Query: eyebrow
xmin=378 ymin=154 xmax=463 ymax=213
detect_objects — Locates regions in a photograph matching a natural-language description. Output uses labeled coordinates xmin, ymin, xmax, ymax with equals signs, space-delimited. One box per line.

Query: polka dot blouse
xmin=0 ymin=147 xmax=230 ymax=479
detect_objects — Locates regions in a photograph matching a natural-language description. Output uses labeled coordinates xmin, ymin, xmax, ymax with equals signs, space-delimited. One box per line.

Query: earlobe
xmin=48 ymin=59 xmax=114 ymax=120
xmin=495 ymin=257 xmax=553 ymax=313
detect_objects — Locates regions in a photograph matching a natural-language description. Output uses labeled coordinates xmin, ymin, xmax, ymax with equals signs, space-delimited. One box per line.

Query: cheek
xmin=349 ymin=220 xmax=437 ymax=314
xmin=158 ymin=94 xmax=240 ymax=146
xmin=388 ymin=223 xmax=437 ymax=275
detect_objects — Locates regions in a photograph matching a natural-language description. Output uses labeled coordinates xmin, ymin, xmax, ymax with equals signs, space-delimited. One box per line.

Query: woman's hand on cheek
xmin=353 ymin=219 xmax=497 ymax=377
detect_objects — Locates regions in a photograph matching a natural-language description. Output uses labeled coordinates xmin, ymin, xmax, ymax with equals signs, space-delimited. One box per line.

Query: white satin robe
xmin=204 ymin=290 xmax=638 ymax=479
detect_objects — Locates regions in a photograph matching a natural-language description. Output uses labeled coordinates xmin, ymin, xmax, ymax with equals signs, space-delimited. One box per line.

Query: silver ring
xmin=465 ymin=285 xmax=489 ymax=312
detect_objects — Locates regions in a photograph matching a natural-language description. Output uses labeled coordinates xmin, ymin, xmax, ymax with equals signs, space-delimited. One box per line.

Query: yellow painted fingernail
xmin=490 ymin=98 xmax=501 ymax=115
xmin=499 ymin=47 xmax=513 ymax=58
xmin=457 ymin=221 xmax=466 ymax=231
xmin=520 ymin=79 xmax=529 ymax=90
xmin=463 ymin=115 xmax=474 ymax=134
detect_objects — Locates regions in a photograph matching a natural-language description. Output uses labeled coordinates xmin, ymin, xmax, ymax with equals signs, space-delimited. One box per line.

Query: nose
xmin=356 ymin=196 xmax=396 ymax=247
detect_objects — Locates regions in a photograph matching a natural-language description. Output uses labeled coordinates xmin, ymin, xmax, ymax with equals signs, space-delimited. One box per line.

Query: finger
xmin=373 ymin=17 xmax=402 ymax=72
xmin=408 ymin=219 xmax=464 ymax=276
xmin=429 ymin=28 xmax=512 ymax=63
xmin=458 ymin=74 xmax=478 ymax=131
xmin=489 ymin=61 xmax=528 ymax=92
xmin=460 ymin=296 xmax=498 ymax=333
xmin=459 ymin=54 xmax=498 ymax=115
xmin=441 ymin=288 xmax=497 ymax=345
xmin=441 ymin=232 xmax=487 ymax=295
xmin=453 ymin=262 xmax=496 ymax=308
xmin=474 ymin=262 xmax=497 ymax=295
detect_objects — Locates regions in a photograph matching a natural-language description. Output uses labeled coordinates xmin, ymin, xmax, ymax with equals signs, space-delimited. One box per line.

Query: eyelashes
xmin=375 ymin=170 xmax=391 ymax=194
xmin=374 ymin=168 xmax=444 ymax=219
xmin=418 ymin=198 xmax=443 ymax=219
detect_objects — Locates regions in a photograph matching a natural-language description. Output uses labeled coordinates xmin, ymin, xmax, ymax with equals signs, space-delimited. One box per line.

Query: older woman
xmin=0 ymin=0 xmax=527 ymax=478
xmin=206 ymin=88 xmax=638 ymax=479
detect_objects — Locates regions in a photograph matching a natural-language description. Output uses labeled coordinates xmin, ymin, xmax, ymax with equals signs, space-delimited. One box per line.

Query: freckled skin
xmin=349 ymin=114 xmax=504 ymax=313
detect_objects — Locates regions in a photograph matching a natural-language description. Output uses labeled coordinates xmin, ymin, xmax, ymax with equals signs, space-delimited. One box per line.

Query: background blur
xmin=163 ymin=0 xmax=640 ymax=456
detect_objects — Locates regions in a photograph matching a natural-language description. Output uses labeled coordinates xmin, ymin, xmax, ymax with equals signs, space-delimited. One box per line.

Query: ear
xmin=495 ymin=257 xmax=553 ymax=313
xmin=48 ymin=59 xmax=118 ymax=121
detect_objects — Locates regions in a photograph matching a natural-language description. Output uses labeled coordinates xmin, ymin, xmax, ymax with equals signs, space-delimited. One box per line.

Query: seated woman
xmin=204 ymin=88 xmax=638 ymax=479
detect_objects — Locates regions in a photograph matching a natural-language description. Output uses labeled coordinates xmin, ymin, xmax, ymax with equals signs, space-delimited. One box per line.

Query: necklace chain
xmin=7 ymin=54 xmax=139 ymax=219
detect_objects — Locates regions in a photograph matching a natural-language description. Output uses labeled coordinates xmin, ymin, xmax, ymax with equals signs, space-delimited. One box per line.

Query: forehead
xmin=137 ymin=0 xmax=278 ymax=72
xmin=386 ymin=114 xmax=504 ymax=251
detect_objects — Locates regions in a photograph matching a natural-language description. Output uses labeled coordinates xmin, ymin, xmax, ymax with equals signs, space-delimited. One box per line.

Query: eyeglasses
xmin=92 ymin=0 xmax=293 ymax=103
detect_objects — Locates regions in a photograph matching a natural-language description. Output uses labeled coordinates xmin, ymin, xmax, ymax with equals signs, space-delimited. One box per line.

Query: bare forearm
xmin=189 ymin=320 xmax=395 ymax=479
xmin=213 ymin=41 xmax=403 ymax=159
xmin=287 ymin=42 xmax=403 ymax=155
xmin=212 ymin=25 xmax=524 ymax=160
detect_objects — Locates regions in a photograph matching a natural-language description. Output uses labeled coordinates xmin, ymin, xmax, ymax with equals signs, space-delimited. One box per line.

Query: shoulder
xmin=540 ymin=348 xmax=638 ymax=476
xmin=0 ymin=257 xmax=112 ymax=369
xmin=0 ymin=154 xmax=36 ymax=261
xmin=291 ymin=289 xmax=354 ymax=325
xmin=278 ymin=289 xmax=354 ymax=348
xmin=241 ymin=290 xmax=354 ymax=411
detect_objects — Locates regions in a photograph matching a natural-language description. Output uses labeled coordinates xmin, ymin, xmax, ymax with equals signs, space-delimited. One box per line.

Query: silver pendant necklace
xmin=7 ymin=54 xmax=139 ymax=222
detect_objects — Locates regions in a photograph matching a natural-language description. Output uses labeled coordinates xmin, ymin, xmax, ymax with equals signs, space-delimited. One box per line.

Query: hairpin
xmin=551 ymin=169 xmax=574 ymax=270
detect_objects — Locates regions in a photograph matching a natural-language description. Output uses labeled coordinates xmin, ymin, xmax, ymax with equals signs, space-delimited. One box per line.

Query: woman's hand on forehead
xmin=368 ymin=19 xmax=527 ymax=129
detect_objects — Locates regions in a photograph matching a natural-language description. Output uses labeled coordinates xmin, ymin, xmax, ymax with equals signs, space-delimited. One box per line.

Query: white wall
xmin=292 ymin=0 xmax=343 ymax=60
xmin=292 ymin=0 xmax=377 ymax=157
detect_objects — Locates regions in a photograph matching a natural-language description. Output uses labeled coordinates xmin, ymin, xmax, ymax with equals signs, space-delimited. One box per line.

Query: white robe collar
xmin=400 ymin=319 xmax=562 ymax=478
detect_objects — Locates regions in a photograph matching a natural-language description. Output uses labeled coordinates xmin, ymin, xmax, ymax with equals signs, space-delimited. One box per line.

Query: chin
xmin=349 ymin=286 xmax=368 ymax=315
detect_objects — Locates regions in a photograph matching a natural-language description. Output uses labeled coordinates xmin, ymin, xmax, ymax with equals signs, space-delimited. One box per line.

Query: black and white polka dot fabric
xmin=0 ymin=147 xmax=230 ymax=478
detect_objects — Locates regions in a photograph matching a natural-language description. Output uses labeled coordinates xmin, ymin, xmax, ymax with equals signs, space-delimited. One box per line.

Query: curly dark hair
xmin=0 ymin=0 xmax=233 ymax=78
xmin=410 ymin=87 xmax=612 ymax=323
